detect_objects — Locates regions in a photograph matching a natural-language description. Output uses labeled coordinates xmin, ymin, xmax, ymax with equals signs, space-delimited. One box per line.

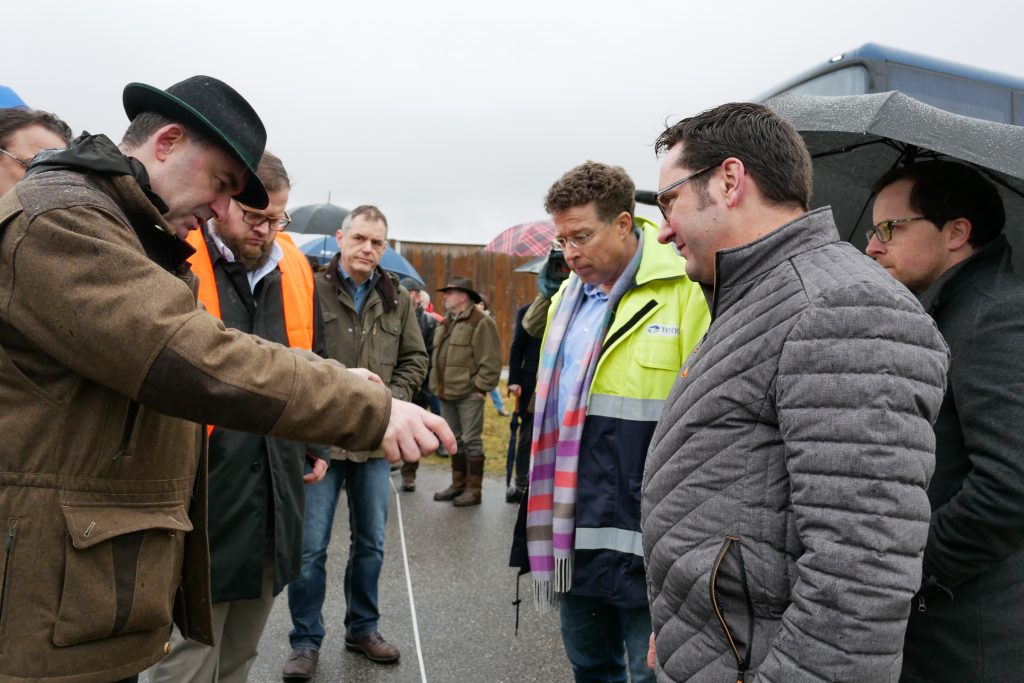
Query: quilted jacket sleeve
xmin=757 ymin=281 xmax=948 ymax=682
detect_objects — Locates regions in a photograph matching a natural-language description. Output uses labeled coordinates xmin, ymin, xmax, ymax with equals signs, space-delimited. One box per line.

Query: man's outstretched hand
xmin=381 ymin=398 xmax=457 ymax=464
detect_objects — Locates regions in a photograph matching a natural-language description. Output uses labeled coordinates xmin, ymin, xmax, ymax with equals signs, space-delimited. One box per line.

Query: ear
xmin=152 ymin=123 xmax=187 ymax=162
xmin=614 ymin=210 xmax=633 ymax=236
xmin=719 ymin=157 xmax=747 ymax=208
xmin=335 ymin=229 xmax=344 ymax=248
xmin=946 ymin=217 xmax=973 ymax=251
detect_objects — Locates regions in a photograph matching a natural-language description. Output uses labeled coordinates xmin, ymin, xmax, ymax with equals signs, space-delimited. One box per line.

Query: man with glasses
xmin=642 ymin=103 xmax=949 ymax=682
xmin=284 ymin=205 xmax=428 ymax=679
xmin=511 ymin=161 xmax=708 ymax=682
xmin=867 ymin=161 xmax=1024 ymax=683
xmin=0 ymin=107 xmax=72 ymax=196
xmin=149 ymin=151 xmax=327 ymax=682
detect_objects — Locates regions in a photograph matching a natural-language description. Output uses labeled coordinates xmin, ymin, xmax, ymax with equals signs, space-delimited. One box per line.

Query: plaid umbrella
xmin=483 ymin=220 xmax=556 ymax=257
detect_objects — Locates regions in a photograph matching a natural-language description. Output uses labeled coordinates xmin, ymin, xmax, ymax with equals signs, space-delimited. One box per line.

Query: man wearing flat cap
xmin=0 ymin=76 xmax=452 ymax=683
xmin=430 ymin=276 xmax=502 ymax=506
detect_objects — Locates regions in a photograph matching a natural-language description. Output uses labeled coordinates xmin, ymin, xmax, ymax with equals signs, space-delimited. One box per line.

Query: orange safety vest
xmin=186 ymin=228 xmax=316 ymax=435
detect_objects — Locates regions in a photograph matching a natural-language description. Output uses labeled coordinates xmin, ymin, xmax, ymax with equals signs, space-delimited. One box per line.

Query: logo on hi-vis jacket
xmin=646 ymin=324 xmax=679 ymax=337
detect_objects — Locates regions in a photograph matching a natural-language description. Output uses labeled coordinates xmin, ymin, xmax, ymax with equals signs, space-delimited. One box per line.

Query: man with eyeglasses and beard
xmin=148 ymin=151 xmax=328 ymax=683
xmin=510 ymin=160 xmax=709 ymax=682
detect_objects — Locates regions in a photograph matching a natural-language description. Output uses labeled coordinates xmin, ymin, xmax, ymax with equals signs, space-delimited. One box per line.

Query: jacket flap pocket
xmin=634 ymin=339 xmax=682 ymax=372
xmin=61 ymin=504 xmax=192 ymax=550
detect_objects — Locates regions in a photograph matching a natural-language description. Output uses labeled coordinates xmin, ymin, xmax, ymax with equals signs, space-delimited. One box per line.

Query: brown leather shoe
xmin=282 ymin=647 xmax=319 ymax=681
xmin=345 ymin=631 xmax=400 ymax=664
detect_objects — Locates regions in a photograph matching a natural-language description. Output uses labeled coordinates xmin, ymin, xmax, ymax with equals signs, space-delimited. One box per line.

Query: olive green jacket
xmin=430 ymin=304 xmax=502 ymax=399
xmin=316 ymin=257 xmax=428 ymax=462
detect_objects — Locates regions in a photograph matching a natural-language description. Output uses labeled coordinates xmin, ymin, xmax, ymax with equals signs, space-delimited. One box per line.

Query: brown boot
xmin=433 ymin=452 xmax=467 ymax=501
xmin=400 ymin=461 xmax=419 ymax=492
xmin=453 ymin=456 xmax=484 ymax=506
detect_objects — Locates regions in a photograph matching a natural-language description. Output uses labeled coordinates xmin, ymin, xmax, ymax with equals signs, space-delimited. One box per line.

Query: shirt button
xmin=251 ymin=461 xmax=262 ymax=472
xmin=164 ymin=642 xmax=172 ymax=654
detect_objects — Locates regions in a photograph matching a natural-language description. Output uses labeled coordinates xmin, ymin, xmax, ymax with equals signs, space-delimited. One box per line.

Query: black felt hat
xmin=123 ymin=75 xmax=269 ymax=209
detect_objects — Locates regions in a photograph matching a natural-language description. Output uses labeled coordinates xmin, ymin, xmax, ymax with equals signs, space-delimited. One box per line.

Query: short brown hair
xmin=119 ymin=111 xmax=217 ymax=151
xmin=655 ymin=102 xmax=812 ymax=211
xmin=0 ymin=108 xmax=72 ymax=149
xmin=342 ymin=204 xmax=388 ymax=233
xmin=257 ymin=151 xmax=289 ymax=192
xmin=544 ymin=161 xmax=635 ymax=222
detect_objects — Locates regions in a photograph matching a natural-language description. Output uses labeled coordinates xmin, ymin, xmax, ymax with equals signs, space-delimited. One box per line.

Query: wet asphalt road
xmin=149 ymin=463 xmax=572 ymax=682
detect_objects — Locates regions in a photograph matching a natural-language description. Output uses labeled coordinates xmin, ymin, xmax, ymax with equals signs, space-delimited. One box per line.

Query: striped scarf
xmin=526 ymin=233 xmax=643 ymax=609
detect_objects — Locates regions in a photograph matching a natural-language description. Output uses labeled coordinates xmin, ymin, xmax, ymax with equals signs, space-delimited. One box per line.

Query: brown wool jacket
xmin=0 ymin=164 xmax=391 ymax=682
xmin=429 ymin=304 xmax=502 ymax=400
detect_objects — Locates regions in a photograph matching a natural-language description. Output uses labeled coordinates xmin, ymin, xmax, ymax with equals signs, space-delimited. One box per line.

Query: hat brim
xmin=437 ymin=286 xmax=482 ymax=303
xmin=123 ymin=82 xmax=268 ymax=209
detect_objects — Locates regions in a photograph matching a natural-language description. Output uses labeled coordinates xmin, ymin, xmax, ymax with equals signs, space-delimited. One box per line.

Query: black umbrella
xmin=765 ymin=91 xmax=1024 ymax=269
xmin=288 ymin=202 xmax=349 ymax=234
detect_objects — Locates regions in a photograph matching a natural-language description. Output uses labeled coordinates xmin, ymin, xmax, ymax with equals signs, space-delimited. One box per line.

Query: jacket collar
xmin=711 ymin=206 xmax=839 ymax=318
xmin=918 ymin=234 xmax=1012 ymax=313
xmin=633 ymin=217 xmax=688 ymax=286
xmin=28 ymin=132 xmax=169 ymax=214
xmin=324 ymin=253 xmax=400 ymax=313
xmin=27 ymin=132 xmax=196 ymax=271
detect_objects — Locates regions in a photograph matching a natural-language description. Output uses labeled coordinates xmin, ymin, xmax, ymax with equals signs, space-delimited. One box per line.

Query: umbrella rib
xmin=811 ymin=138 xmax=891 ymax=159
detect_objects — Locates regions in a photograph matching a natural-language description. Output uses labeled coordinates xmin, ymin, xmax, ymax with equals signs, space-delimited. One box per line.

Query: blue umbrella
xmin=0 ymin=85 xmax=27 ymax=109
xmin=283 ymin=232 xmax=424 ymax=285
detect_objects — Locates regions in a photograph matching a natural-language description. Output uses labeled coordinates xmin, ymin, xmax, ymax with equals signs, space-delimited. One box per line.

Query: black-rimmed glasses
xmin=655 ymin=166 xmax=713 ymax=220
xmin=237 ymin=202 xmax=292 ymax=232
xmin=866 ymin=216 xmax=927 ymax=244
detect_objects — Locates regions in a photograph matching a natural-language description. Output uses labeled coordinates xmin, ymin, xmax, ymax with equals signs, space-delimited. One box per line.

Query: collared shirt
xmin=338 ymin=263 xmax=379 ymax=315
xmin=557 ymin=283 xmax=610 ymax=422
xmin=205 ymin=220 xmax=283 ymax=294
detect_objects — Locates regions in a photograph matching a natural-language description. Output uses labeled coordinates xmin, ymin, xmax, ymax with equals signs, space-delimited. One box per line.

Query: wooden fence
xmin=392 ymin=240 xmax=540 ymax=364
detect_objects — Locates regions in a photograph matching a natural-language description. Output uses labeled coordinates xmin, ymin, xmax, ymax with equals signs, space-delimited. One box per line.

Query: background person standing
xmin=430 ymin=276 xmax=502 ymax=507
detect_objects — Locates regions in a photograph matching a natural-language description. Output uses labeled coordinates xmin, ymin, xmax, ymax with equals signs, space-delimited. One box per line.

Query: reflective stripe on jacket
xmin=542 ymin=218 xmax=710 ymax=606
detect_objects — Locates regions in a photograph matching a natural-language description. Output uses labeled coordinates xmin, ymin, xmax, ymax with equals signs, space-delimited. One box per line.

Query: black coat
xmin=901 ymin=236 xmax=1024 ymax=682
xmin=204 ymin=230 xmax=328 ymax=603
xmin=506 ymin=304 xmax=540 ymax=414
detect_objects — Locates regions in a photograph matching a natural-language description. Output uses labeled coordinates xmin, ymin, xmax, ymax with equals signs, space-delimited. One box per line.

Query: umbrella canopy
xmin=283 ymin=232 xmax=424 ymax=285
xmin=484 ymin=220 xmax=556 ymax=257
xmin=0 ymin=85 xmax=26 ymax=109
xmin=765 ymin=91 xmax=1024 ymax=268
xmin=288 ymin=202 xmax=349 ymax=234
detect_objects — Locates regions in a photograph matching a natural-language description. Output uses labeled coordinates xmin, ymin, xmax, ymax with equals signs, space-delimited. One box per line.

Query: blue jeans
xmin=559 ymin=593 xmax=655 ymax=683
xmin=287 ymin=458 xmax=391 ymax=648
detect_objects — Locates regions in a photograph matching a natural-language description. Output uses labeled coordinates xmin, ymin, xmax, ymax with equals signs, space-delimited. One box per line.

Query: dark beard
xmin=221 ymin=234 xmax=274 ymax=272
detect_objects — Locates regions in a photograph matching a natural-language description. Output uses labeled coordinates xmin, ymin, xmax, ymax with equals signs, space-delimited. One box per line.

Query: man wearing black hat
xmin=0 ymin=76 xmax=452 ymax=683
xmin=430 ymin=276 xmax=502 ymax=506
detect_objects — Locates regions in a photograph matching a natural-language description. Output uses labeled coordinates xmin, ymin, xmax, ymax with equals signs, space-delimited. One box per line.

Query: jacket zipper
xmin=709 ymin=535 xmax=753 ymax=683
xmin=0 ymin=519 xmax=18 ymax=632
xmin=112 ymin=400 xmax=141 ymax=460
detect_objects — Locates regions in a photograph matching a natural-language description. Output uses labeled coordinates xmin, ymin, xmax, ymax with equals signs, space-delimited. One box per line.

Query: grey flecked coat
xmin=641 ymin=208 xmax=949 ymax=683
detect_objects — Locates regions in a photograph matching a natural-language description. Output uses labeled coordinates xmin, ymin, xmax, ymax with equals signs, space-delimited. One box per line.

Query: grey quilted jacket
xmin=641 ymin=208 xmax=949 ymax=683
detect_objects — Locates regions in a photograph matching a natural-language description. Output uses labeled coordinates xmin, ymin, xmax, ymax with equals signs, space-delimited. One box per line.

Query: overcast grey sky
xmin=9 ymin=0 xmax=1022 ymax=243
